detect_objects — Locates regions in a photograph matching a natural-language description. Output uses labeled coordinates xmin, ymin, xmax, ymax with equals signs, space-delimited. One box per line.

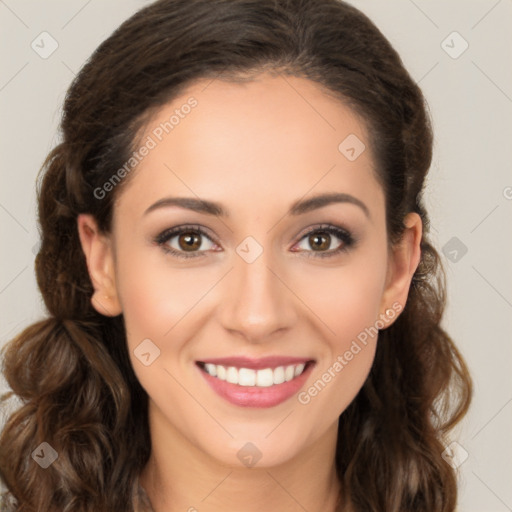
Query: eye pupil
xmin=179 ymin=232 xmax=201 ymax=251
xmin=310 ymin=232 xmax=330 ymax=251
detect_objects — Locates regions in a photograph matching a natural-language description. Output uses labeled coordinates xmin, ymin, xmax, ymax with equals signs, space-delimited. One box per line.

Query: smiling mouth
xmin=196 ymin=360 xmax=315 ymax=387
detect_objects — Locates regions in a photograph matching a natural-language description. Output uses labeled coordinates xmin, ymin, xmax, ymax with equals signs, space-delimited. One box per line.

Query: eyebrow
xmin=144 ymin=192 xmax=370 ymax=219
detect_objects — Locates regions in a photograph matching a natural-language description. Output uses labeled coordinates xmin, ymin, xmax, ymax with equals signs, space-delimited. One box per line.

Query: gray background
xmin=1 ymin=1 xmax=511 ymax=510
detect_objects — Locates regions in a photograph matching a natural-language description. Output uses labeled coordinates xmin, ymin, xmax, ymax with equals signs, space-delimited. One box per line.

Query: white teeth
xmin=201 ymin=362 xmax=309 ymax=387
xmin=238 ymin=368 xmax=256 ymax=386
xmin=294 ymin=363 xmax=305 ymax=377
xmin=216 ymin=365 xmax=226 ymax=380
xmin=273 ymin=366 xmax=285 ymax=385
xmin=284 ymin=365 xmax=295 ymax=382
xmin=204 ymin=363 xmax=217 ymax=377
xmin=256 ymin=368 xmax=274 ymax=387
xmin=226 ymin=366 xmax=238 ymax=384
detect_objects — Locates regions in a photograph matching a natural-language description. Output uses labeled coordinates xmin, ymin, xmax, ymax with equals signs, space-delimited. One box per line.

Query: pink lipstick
xmin=195 ymin=357 xmax=315 ymax=408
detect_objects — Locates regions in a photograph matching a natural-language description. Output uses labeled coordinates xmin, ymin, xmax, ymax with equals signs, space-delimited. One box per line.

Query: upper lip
xmin=197 ymin=356 xmax=314 ymax=370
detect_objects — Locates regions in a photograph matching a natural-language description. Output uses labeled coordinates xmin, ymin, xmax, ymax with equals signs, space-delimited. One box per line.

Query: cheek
xmin=291 ymin=248 xmax=387 ymax=412
xmin=115 ymin=247 xmax=216 ymax=348
xmin=114 ymin=248 xmax=220 ymax=408
xmin=295 ymin=274 xmax=381 ymax=421
xmin=291 ymin=251 xmax=388 ymax=346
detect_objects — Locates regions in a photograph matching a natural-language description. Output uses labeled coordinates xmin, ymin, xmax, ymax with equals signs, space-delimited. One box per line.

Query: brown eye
xmin=178 ymin=231 xmax=202 ymax=251
xmin=292 ymin=225 xmax=355 ymax=258
xmin=156 ymin=225 xmax=217 ymax=259
xmin=298 ymin=230 xmax=340 ymax=252
xmin=308 ymin=232 xmax=331 ymax=251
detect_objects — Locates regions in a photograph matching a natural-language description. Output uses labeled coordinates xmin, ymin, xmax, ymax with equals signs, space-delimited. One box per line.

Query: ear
xmin=77 ymin=214 xmax=122 ymax=317
xmin=378 ymin=212 xmax=422 ymax=327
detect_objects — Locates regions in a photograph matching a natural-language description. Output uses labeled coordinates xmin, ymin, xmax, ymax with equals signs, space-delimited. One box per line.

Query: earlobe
xmin=77 ymin=214 xmax=122 ymax=317
xmin=378 ymin=212 xmax=422 ymax=327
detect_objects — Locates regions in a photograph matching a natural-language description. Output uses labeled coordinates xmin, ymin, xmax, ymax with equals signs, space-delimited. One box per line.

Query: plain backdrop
xmin=1 ymin=1 xmax=511 ymax=510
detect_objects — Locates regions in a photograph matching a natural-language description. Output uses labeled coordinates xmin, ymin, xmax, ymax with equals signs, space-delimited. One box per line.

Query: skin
xmin=77 ymin=73 xmax=422 ymax=512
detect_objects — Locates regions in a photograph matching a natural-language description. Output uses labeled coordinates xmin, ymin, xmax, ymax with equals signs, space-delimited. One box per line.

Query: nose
xmin=218 ymin=247 xmax=298 ymax=344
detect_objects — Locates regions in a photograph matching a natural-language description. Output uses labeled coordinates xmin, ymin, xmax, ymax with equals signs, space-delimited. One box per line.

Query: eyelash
xmin=154 ymin=223 xmax=357 ymax=260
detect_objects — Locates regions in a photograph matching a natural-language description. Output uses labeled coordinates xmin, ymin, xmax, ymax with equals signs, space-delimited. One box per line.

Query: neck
xmin=139 ymin=401 xmax=342 ymax=512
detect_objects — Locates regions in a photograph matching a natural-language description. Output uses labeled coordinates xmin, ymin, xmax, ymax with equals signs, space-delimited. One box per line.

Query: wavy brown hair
xmin=0 ymin=0 xmax=472 ymax=510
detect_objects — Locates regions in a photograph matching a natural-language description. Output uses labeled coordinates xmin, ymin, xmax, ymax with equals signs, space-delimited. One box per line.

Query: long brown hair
xmin=0 ymin=0 xmax=472 ymax=510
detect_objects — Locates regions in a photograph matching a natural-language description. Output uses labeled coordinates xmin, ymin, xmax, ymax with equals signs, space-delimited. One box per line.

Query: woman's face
xmin=80 ymin=73 xmax=419 ymax=468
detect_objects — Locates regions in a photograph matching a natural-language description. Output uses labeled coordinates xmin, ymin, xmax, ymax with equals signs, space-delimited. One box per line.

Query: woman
xmin=0 ymin=0 xmax=472 ymax=510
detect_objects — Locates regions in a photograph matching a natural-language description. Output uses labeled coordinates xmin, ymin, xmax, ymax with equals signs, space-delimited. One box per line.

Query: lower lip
xmin=196 ymin=362 xmax=315 ymax=408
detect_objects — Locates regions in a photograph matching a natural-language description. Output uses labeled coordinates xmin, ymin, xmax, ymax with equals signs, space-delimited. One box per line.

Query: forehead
xmin=115 ymin=73 xmax=383 ymax=219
